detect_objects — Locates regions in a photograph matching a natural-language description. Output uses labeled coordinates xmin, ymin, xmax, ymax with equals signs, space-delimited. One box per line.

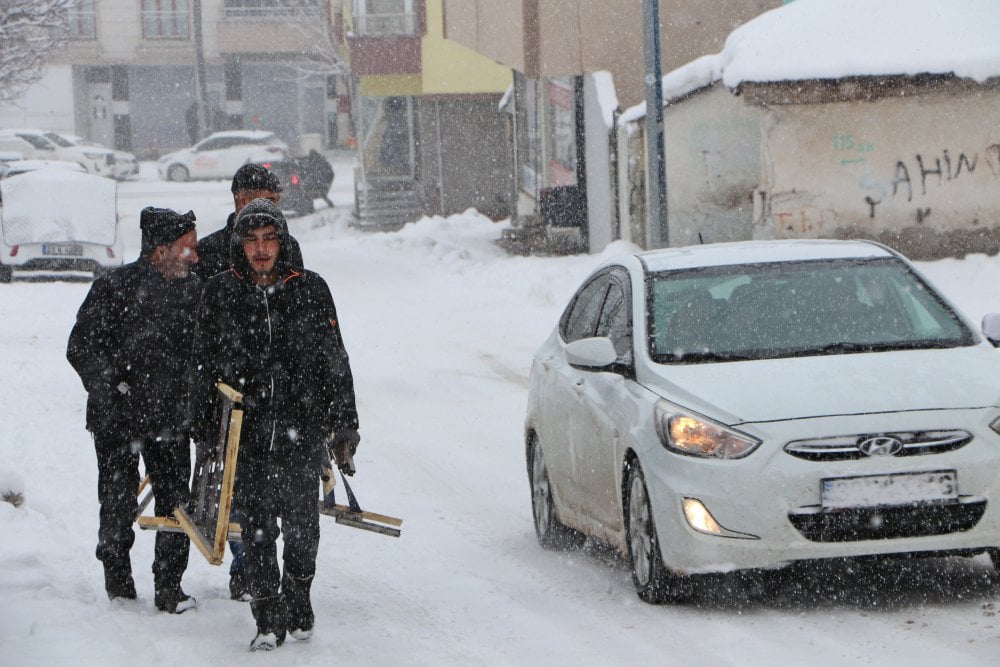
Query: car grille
xmin=788 ymin=497 xmax=986 ymax=542
xmin=784 ymin=430 xmax=971 ymax=461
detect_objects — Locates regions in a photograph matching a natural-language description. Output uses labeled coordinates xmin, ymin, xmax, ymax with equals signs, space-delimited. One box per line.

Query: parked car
xmin=0 ymin=129 xmax=115 ymax=177
xmin=157 ymin=130 xmax=288 ymax=182
xmin=250 ymin=157 xmax=314 ymax=217
xmin=525 ymin=239 xmax=1000 ymax=602
xmin=0 ymin=159 xmax=86 ymax=181
xmin=0 ymin=165 xmax=121 ymax=282
xmin=43 ymin=132 xmax=139 ymax=180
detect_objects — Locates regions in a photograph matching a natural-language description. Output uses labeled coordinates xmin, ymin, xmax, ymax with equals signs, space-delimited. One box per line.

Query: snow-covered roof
xmin=621 ymin=0 xmax=1000 ymax=123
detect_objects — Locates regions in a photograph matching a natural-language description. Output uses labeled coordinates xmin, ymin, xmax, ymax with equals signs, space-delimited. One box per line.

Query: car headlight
xmin=654 ymin=400 xmax=760 ymax=459
xmin=82 ymin=151 xmax=103 ymax=159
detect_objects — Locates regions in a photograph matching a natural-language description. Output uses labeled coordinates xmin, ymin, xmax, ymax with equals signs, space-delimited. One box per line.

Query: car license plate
xmin=821 ymin=470 xmax=957 ymax=510
xmin=42 ymin=243 xmax=83 ymax=257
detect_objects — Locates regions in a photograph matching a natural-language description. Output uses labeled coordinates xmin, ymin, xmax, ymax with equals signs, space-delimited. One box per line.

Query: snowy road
xmin=2 ymin=162 xmax=1000 ymax=665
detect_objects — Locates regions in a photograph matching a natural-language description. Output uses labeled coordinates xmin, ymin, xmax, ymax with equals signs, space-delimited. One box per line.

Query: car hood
xmin=641 ymin=345 xmax=1000 ymax=424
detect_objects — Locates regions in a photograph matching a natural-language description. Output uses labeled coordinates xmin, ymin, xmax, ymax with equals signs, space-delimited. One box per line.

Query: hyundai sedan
xmin=525 ymin=239 xmax=1000 ymax=602
xmin=157 ymin=130 xmax=287 ymax=181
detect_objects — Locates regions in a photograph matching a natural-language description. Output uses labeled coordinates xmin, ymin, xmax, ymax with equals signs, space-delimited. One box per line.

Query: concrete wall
xmin=619 ymin=83 xmax=765 ymax=249
xmin=755 ymin=87 xmax=1000 ymax=259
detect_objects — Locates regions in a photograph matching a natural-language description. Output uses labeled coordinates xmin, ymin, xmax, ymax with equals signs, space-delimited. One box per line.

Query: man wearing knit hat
xmin=193 ymin=163 xmax=304 ymax=280
xmin=189 ymin=198 xmax=360 ymax=651
xmin=67 ymin=206 xmax=202 ymax=613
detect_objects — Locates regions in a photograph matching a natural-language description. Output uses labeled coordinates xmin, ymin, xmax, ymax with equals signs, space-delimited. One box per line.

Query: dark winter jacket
xmin=67 ymin=259 xmax=202 ymax=441
xmin=188 ymin=201 xmax=358 ymax=458
xmin=302 ymin=150 xmax=334 ymax=200
xmin=193 ymin=211 xmax=304 ymax=279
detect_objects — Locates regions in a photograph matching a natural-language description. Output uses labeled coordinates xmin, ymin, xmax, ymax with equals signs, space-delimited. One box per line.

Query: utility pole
xmin=193 ymin=0 xmax=211 ymax=134
xmin=642 ymin=0 xmax=668 ymax=248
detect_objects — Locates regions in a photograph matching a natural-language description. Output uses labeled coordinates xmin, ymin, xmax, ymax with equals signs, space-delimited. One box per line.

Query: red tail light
xmin=106 ymin=247 xmax=116 ymax=259
xmin=291 ymin=174 xmax=300 ymax=185
xmin=261 ymin=162 xmax=272 ymax=169
xmin=9 ymin=245 xmax=18 ymax=257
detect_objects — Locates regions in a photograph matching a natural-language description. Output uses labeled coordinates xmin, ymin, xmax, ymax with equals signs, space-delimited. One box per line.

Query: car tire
xmin=625 ymin=460 xmax=690 ymax=603
xmin=167 ymin=164 xmax=190 ymax=182
xmin=0 ymin=263 xmax=11 ymax=283
xmin=529 ymin=435 xmax=583 ymax=550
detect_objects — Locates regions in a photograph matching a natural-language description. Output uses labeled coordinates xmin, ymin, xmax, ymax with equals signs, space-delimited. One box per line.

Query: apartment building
xmin=2 ymin=0 xmax=351 ymax=158
xmin=336 ymin=0 xmax=513 ymax=229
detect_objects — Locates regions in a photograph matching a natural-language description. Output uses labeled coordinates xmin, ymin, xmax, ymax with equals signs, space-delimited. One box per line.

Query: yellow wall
xmin=422 ymin=0 xmax=511 ymax=95
xmin=359 ymin=74 xmax=422 ymax=97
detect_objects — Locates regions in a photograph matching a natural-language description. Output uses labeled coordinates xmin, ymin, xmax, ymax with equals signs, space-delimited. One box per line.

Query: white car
xmin=157 ymin=130 xmax=288 ymax=182
xmin=525 ymin=239 xmax=1000 ymax=602
xmin=43 ymin=132 xmax=139 ymax=180
xmin=0 ymin=165 xmax=122 ymax=282
xmin=0 ymin=129 xmax=115 ymax=177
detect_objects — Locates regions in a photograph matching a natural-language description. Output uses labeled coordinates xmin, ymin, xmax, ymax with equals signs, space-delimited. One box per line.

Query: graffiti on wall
xmin=863 ymin=143 xmax=1000 ymax=220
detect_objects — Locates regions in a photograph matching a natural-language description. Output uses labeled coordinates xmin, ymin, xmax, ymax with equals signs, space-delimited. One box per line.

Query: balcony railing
xmin=223 ymin=0 xmax=324 ymax=19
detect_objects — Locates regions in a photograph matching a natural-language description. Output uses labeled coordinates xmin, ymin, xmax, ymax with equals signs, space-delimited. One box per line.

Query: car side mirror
xmin=982 ymin=313 xmax=1000 ymax=347
xmin=566 ymin=337 xmax=620 ymax=372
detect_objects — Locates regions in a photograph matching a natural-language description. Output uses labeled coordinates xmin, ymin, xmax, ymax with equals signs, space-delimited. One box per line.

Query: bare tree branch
xmin=0 ymin=0 xmax=76 ymax=104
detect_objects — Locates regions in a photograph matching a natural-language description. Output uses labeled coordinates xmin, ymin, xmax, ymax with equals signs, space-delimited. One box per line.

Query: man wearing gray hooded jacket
xmin=188 ymin=198 xmax=360 ymax=651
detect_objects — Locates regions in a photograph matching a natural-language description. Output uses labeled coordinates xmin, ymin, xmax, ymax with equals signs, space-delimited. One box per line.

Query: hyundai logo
xmin=857 ymin=435 xmax=904 ymax=456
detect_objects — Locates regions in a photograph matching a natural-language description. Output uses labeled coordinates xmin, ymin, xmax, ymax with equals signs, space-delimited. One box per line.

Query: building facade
xmin=442 ymin=0 xmax=781 ymax=252
xmin=338 ymin=0 xmax=513 ymax=229
xmin=1 ymin=0 xmax=352 ymax=158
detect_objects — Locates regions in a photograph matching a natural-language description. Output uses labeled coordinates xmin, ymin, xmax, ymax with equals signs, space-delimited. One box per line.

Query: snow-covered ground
xmin=3 ymin=159 xmax=1000 ymax=666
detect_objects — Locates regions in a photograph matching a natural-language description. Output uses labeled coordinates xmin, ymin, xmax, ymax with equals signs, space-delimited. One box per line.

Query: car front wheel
xmin=529 ymin=435 xmax=582 ymax=550
xmin=167 ymin=164 xmax=190 ymax=182
xmin=625 ymin=460 xmax=689 ymax=603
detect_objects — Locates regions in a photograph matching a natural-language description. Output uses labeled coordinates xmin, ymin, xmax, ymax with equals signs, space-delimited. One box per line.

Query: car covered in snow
xmin=525 ymin=239 xmax=1000 ymax=602
xmin=157 ymin=130 xmax=288 ymax=182
xmin=0 ymin=165 xmax=122 ymax=282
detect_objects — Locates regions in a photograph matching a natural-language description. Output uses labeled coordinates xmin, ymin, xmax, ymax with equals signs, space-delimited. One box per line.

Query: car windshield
xmin=647 ymin=257 xmax=976 ymax=364
xmin=44 ymin=133 xmax=73 ymax=147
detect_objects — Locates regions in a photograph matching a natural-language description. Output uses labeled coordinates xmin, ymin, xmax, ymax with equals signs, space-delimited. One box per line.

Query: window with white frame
xmin=67 ymin=0 xmax=97 ymax=39
xmin=142 ymin=0 xmax=190 ymax=39
xmin=223 ymin=0 xmax=323 ymax=19
xmin=353 ymin=0 xmax=414 ymax=35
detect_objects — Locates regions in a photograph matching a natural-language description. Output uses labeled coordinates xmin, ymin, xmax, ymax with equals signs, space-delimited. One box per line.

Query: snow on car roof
xmin=1 ymin=167 xmax=117 ymax=245
xmin=203 ymin=130 xmax=277 ymax=140
xmin=635 ymin=239 xmax=894 ymax=273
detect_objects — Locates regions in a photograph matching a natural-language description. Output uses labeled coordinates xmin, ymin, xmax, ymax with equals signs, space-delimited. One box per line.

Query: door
xmin=567 ymin=274 xmax=633 ymax=528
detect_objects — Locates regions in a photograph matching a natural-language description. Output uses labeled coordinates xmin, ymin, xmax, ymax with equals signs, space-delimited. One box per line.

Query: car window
xmin=648 ymin=257 xmax=975 ymax=363
xmin=595 ymin=280 xmax=632 ymax=362
xmin=15 ymin=134 xmax=55 ymax=150
xmin=562 ymin=274 xmax=612 ymax=343
xmin=196 ymin=137 xmax=228 ymax=151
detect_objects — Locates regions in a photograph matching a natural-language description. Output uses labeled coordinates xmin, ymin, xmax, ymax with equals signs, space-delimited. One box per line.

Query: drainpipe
xmin=193 ymin=0 xmax=211 ymax=133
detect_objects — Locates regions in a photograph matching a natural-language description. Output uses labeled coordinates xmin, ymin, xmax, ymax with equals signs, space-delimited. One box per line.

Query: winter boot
xmin=155 ymin=586 xmax=197 ymax=614
xmin=103 ymin=559 xmax=137 ymax=601
xmin=249 ymin=632 xmax=284 ymax=652
xmin=282 ymin=571 xmax=315 ymax=641
xmin=250 ymin=594 xmax=287 ymax=647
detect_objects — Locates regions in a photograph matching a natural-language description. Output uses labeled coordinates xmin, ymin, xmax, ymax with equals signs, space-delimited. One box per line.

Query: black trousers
xmin=236 ymin=447 xmax=320 ymax=634
xmin=93 ymin=433 xmax=191 ymax=590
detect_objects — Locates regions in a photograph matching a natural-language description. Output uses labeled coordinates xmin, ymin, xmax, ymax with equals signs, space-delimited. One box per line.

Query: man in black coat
xmin=301 ymin=149 xmax=334 ymax=208
xmin=193 ymin=163 xmax=304 ymax=280
xmin=188 ymin=198 xmax=360 ymax=651
xmin=67 ymin=207 xmax=201 ymax=613
xmin=192 ymin=162 xmax=305 ymax=600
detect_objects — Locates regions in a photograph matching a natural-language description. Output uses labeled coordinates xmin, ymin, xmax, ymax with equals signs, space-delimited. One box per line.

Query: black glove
xmin=328 ymin=429 xmax=360 ymax=476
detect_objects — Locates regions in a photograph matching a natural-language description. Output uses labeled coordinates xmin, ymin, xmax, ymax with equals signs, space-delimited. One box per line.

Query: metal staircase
xmin=352 ymin=168 xmax=424 ymax=232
